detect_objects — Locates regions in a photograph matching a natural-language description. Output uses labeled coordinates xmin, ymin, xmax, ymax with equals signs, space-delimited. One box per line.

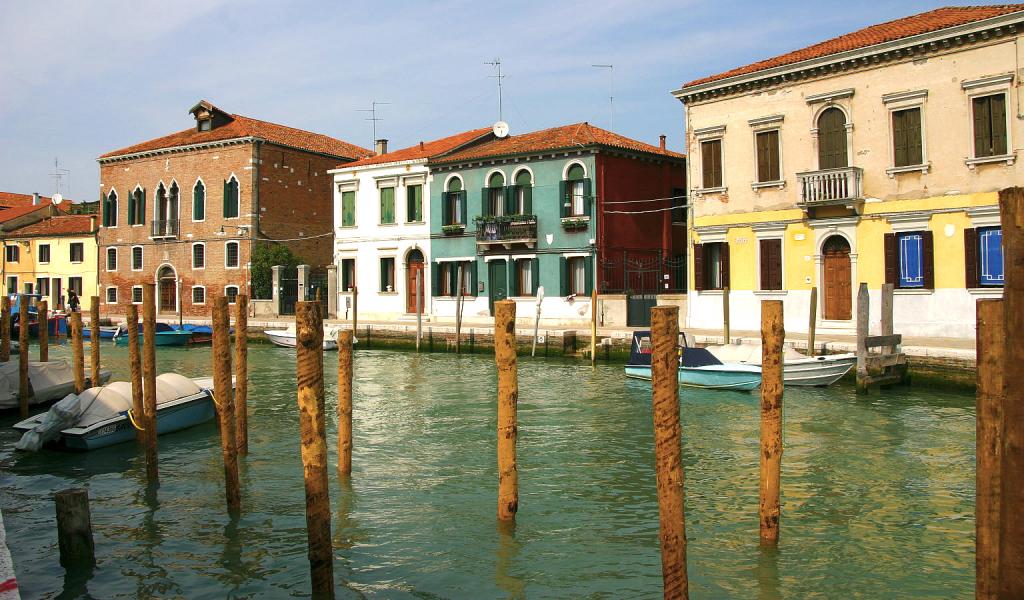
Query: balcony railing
xmin=151 ymin=219 xmax=179 ymax=238
xmin=475 ymin=215 xmax=537 ymax=245
xmin=797 ymin=167 xmax=863 ymax=206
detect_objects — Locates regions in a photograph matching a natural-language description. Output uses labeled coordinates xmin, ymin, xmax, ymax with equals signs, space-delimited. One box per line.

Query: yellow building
xmin=2 ymin=215 xmax=99 ymax=312
xmin=673 ymin=5 xmax=1019 ymax=339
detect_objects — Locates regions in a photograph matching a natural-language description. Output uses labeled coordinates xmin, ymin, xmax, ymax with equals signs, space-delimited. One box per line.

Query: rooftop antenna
xmin=356 ymin=101 xmax=390 ymax=144
xmin=485 ymin=58 xmax=505 ymax=122
xmin=50 ymin=157 xmax=70 ymax=197
xmin=592 ymin=64 xmax=614 ymax=129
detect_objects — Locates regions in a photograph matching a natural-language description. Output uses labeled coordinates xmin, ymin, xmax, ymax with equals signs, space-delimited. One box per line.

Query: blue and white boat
xmin=82 ymin=325 xmax=119 ymax=340
xmin=624 ymin=331 xmax=762 ymax=391
xmin=12 ymin=373 xmax=221 ymax=451
xmin=112 ymin=322 xmax=194 ymax=346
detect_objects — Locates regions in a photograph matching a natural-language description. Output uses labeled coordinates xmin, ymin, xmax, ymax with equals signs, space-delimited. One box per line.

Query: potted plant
xmin=442 ymin=224 xmax=465 ymax=235
xmin=561 ymin=217 xmax=588 ymax=231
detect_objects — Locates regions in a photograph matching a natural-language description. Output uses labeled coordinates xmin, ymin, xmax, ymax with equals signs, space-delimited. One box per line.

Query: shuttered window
xmin=817 ymin=108 xmax=848 ymax=169
xmin=193 ymin=180 xmax=206 ymax=221
xmin=341 ymin=191 xmax=356 ymax=227
xmin=380 ymin=187 xmax=395 ymax=224
xmin=701 ymin=139 xmax=723 ymax=188
xmin=38 ymin=244 xmax=50 ymax=263
xmin=973 ymin=94 xmax=1008 ymax=158
xmin=512 ymin=258 xmax=538 ymax=297
xmin=103 ymin=191 xmax=118 ymax=227
xmin=693 ymin=242 xmax=730 ymax=291
xmin=755 ymin=130 xmax=780 ymax=183
xmin=978 ymin=227 xmax=1004 ymax=286
xmin=759 ymin=239 xmax=782 ymax=290
xmin=128 ymin=189 xmax=145 ymax=226
xmin=223 ymin=177 xmax=239 ymax=218
xmin=406 ymin=185 xmax=423 ymax=222
xmin=892 ymin=108 xmax=923 ymax=167
xmin=885 ymin=231 xmax=934 ymax=289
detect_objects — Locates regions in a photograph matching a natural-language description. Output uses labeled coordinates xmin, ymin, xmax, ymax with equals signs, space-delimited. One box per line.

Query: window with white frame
xmin=224 ymin=176 xmax=239 ymax=218
xmin=225 ymin=286 xmax=239 ymax=304
xmin=193 ymin=179 xmax=206 ymax=221
xmin=132 ymin=286 xmax=143 ymax=304
xmin=131 ymin=246 xmax=143 ymax=270
xmin=972 ymin=93 xmax=1008 ymax=158
xmin=225 ymin=241 xmax=239 ymax=268
xmin=38 ymin=244 xmax=50 ymax=264
xmin=192 ymin=243 xmax=205 ymax=269
xmin=565 ymin=164 xmax=587 ymax=217
xmin=701 ymin=139 xmax=723 ymax=188
xmin=379 ymin=257 xmax=395 ymax=293
xmin=106 ymin=247 xmax=117 ymax=271
xmin=192 ymin=286 xmax=206 ymax=304
xmin=106 ymin=287 xmax=117 ymax=304
xmin=754 ymin=130 xmax=780 ymax=183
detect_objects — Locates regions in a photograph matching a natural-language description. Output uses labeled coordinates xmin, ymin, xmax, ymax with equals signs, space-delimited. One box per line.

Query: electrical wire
xmin=604 ymin=194 xmax=687 ymax=205
xmin=604 ymin=205 xmax=689 ymax=215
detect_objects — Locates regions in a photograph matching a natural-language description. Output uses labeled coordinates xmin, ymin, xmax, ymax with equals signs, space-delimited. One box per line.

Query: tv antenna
xmin=485 ymin=58 xmax=505 ymax=122
xmin=50 ymin=157 xmax=70 ymax=197
xmin=592 ymin=64 xmax=614 ymax=129
xmin=356 ymin=100 xmax=390 ymax=144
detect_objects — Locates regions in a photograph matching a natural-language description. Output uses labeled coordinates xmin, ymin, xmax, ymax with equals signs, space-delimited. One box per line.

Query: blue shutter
xmin=898 ymin=233 xmax=924 ymax=288
xmin=980 ymin=227 xmax=1004 ymax=285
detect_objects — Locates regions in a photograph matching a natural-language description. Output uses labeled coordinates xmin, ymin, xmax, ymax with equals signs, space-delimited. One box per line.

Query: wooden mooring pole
xmin=213 ymin=296 xmax=240 ymax=513
xmin=650 ymin=305 xmax=688 ymax=599
xmin=89 ymin=298 xmax=100 ymax=387
xmin=590 ymin=289 xmax=598 ymax=365
xmin=494 ymin=300 xmax=518 ymax=521
xmin=70 ymin=312 xmax=85 ymax=394
xmin=977 ymin=299 xmax=1004 ymax=600
xmin=38 ymin=300 xmax=48 ymax=362
xmin=415 ymin=271 xmax=422 ymax=352
xmin=235 ymin=295 xmax=249 ymax=455
xmin=807 ymin=287 xmax=817 ymax=357
xmin=19 ymin=297 xmax=30 ymax=417
xmin=455 ymin=264 xmax=465 ymax=354
xmin=351 ymin=285 xmax=358 ymax=337
xmin=337 ymin=329 xmax=353 ymax=475
xmin=127 ymin=305 xmax=144 ymax=443
xmin=998 ymin=187 xmax=1024 ymax=597
xmin=760 ymin=300 xmax=784 ymax=546
xmin=722 ymin=286 xmax=731 ymax=344
xmin=0 ymin=295 xmax=10 ymax=362
xmin=55 ymin=488 xmax=95 ymax=569
xmin=142 ymin=284 xmax=158 ymax=483
xmin=295 ymin=301 xmax=334 ymax=597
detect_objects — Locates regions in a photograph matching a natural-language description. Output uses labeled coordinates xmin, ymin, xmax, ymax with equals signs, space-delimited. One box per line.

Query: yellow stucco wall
xmin=2 ymin=240 xmax=36 ymax=295
xmin=2 ymin=235 xmax=98 ymax=311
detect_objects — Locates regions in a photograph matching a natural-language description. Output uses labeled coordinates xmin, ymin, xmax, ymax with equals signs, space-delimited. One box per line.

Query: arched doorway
xmin=157 ymin=265 xmax=177 ymax=314
xmin=817 ymin=107 xmax=848 ymax=170
xmin=822 ymin=235 xmax=851 ymax=320
xmin=405 ymin=249 xmax=425 ymax=314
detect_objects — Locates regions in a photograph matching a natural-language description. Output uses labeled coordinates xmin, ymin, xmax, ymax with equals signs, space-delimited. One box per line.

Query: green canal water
xmin=0 ymin=343 xmax=975 ymax=598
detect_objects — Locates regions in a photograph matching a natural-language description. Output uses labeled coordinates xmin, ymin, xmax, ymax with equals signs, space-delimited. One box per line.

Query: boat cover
xmin=705 ymin=344 xmax=806 ymax=364
xmin=0 ymin=360 xmax=77 ymax=410
xmin=626 ymin=331 xmax=722 ymax=369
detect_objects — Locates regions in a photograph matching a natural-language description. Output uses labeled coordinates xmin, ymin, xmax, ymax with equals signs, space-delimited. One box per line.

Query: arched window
xmin=485 ymin=172 xmax=505 ymax=216
xmin=563 ymin=163 xmax=589 ymax=217
xmin=817 ymin=107 xmax=848 ymax=169
xmin=193 ymin=180 xmax=205 ymax=221
xmin=128 ymin=187 xmax=145 ymax=226
xmin=443 ymin=177 xmax=466 ymax=226
xmin=103 ymin=190 xmax=118 ymax=227
xmin=224 ymin=176 xmax=239 ymax=218
xmin=514 ymin=170 xmax=533 ymax=215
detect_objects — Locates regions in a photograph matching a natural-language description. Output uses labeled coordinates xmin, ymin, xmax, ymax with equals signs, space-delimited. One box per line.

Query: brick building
xmin=97 ymin=100 xmax=371 ymax=317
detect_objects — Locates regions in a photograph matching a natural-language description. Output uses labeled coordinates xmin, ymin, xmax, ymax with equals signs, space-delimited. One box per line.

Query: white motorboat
xmin=264 ymin=324 xmax=341 ymax=350
xmin=0 ymin=360 xmax=111 ymax=410
xmin=704 ymin=344 xmax=856 ymax=386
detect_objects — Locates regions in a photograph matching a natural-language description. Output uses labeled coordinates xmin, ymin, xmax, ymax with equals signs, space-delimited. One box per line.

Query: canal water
xmin=0 ymin=343 xmax=974 ymax=598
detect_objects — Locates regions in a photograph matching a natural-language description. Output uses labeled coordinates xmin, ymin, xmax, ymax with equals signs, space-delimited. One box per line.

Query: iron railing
xmin=475 ymin=215 xmax=537 ymax=243
xmin=151 ymin=219 xmax=179 ymax=238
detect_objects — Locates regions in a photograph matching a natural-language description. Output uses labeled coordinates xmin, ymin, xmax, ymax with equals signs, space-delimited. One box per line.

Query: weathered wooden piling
xmin=70 ymin=312 xmax=85 ymax=394
xmin=590 ymin=289 xmax=598 ymax=365
xmin=415 ymin=271 xmax=422 ymax=352
xmin=977 ymin=299 xmax=1004 ymax=600
xmin=1 ymin=296 xmax=10 ymax=362
xmin=142 ymin=284 xmax=159 ymax=483
xmin=337 ymin=329 xmax=353 ymax=475
xmin=38 ymin=300 xmax=48 ymax=362
xmin=55 ymin=488 xmax=95 ymax=568
xmin=127 ymin=305 xmax=144 ymax=443
xmin=89 ymin=298 xmax=100 ymax=388
xmin=494 ymin=300 xmax=518 ymax=521
xmin=760 ymin=300 xmax=784 ymax=546
xmin=235 ymin=295 xmax=249 ymax=455
xmin=650 ymin=305 xmax=688 ymax=599
xmin=455 ymin=264 xmax=465 ymax=354
xmin=998 ymin=187 xmax=1024 ymax=598
xmin=807 ymin=287 xmax=817 ymax=357
xmin=722 ymin=286 xmax=731 ymax=343
xmin=295 ymin=301 xmax=334 ymax=597
xmin=212 ymin=296 xmax=240 ymax=513
xmin=351 ymin=285 xmax=358 ymax=335
xmin=18 ymin=297 xmax=30 ymax=417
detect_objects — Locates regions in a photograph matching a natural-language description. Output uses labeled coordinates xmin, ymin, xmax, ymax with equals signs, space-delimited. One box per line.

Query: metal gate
xmin=625 ymin=254 xmax=662 ymax=327
xmin=307 ymin=268 xmax=329 ymax=316
xmin=279 ymin=266 xmax=298 ymax=316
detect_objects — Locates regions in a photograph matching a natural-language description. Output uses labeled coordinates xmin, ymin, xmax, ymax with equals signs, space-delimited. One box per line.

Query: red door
xmin=822 ymin=236 xmax=851 ymax=320
xmin=406 ymin=250 xmax=425 ymax=313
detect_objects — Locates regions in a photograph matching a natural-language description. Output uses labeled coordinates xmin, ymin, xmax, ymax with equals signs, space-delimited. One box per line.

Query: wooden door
xmin=822 ymin=239 xmax=851 ymax=320
xmin=406 ymin=262 xmax=424 ymax=313
xmin=159 ymin=271 xmax=176 ymax=313
xmin=488 ymin=260 xmax=507 ymax=315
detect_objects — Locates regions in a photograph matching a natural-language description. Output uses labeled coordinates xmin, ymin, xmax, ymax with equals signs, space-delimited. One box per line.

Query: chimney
xmin=659 ymin=135 xmax=667 ymax=151
xmin=375 ymin=139 xmax=388 ymax=156
xmin=32 ymin=192 xmax=39 ymax=206
xmin=90 ymin=216 xmax=97 ymax=231
xmin=419 ymin=141 xmax=425 ymax=150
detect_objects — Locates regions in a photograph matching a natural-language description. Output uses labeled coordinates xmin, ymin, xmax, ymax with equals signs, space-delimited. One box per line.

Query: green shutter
xmin=449 ymin=263 xmax=459 ymax=296
xmin=441 ymin=192 xmax=451 ymax=226
xmin=103 ymin=196 xmax=110 ymax=227
xmin=459 ymin=193 xmax=467 ymax=225
xmin=510 ymin=260 xmax=520 ymax=296
xmin=531 ymin=258 xmax=539 ymax=295
xmin=523 ymin=186 xmax=533 ymax=215
xmin=481 ymin=188 xmax=490 ymax=217
xmin=140 ymin=189 xmax=147 ymax=224
xmin=223 ymin=180 xmax=230 ymax=217
xmin=469 ymin=260 xmax=478 ymax=296
xmin=991 ymin=94 xmax=1008 ymax=155
xmin=584 ymin=256 xmax=593 ymax=296
xmin=559 ymin=257 xmax=569 ymax=296
xmin=906 ymin=108 xmax=922 ymax=166
xmin=431 ymin=264 xmax=440 ymax=296
xmin=893 ymin=110 xmax=908 ymax=167
xmin=583 ymin=179 xmax=593 ymax=217
xmin=127 ymin=191 xmax=135 ymax=225
xmin=559 ymin=180 xmax=568 ymax=217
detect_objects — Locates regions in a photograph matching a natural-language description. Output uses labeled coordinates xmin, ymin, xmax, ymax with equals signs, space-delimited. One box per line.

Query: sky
xmin=0 ymin=0 xmax=1003 ymax=203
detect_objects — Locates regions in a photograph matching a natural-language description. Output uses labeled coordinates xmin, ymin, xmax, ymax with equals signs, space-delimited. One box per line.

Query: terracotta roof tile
xmin=0 ymin=192 xmax=67 ymax=208
xmin=0 ymin=200 xmax=55 ymax=224
xmin=100 ymin=109 xmax=373 ymax=161
xmin=431 ymin=122 xmax=684 ymax=165
xmin=336 ymin=127 xmax=494 ymax=169
xmin=683 ymin=5 xmax=1024 ymax=89
xmin=7 ymin=214 xmax=95 ymax=237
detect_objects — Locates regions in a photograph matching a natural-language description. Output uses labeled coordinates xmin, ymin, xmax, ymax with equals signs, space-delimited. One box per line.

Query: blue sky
xmin=0 ymin=0 xmax=1000 ymax=202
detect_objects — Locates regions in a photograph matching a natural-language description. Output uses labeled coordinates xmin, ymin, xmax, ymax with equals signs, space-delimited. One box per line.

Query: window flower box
xmin=442 ymin=224 xmax=465 ymax=235
xmin=561 ymin=217 xmax=589 ymax=231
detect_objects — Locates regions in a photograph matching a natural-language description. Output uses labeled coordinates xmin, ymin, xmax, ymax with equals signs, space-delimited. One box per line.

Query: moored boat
xmin=82 ymin=325 xmax=120 ymax=339
xmin=0 ymin=360 xmax=112 ymax=410
xmin=264 ymin=325 xmax=341 ymax=350
xmin=704 ymin=344 xmax=856 ymax=387
xmin=112 ymin=322 xmax=193 ymax=346
xmin=625 ymin=331 xmax=762 ymax=391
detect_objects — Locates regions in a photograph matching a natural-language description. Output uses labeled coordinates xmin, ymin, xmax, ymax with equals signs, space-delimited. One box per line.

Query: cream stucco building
xmin=673 ymin=5 xmax=1022 ymax=339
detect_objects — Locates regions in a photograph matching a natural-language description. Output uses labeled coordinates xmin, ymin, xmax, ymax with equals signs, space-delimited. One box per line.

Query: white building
xmin=328 ymin=129 xmax=491 ymax=321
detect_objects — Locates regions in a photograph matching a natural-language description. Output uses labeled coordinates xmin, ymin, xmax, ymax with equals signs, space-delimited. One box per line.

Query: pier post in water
xmin=295 ymin=301 xmax=335 ymax=597
xmin=807 ymin=287 xmax=817 ymax=357
xmin=38 ymin=300 xmax=48 ymax=362
xmin=998 ymin=187 xmax=1024 ymax=597
xmin=127 ymin=305 xmax=144 ymax=443
xmin=760 ymin=300 xmax=784 ymax=546
xmin=54 ymin=488 xmax=95 ymax=568
xmin=722 ymin=286 xmax=731 ymax=344
xmin=1 ymin=295 xmax=10 ymax=362
xmin=351 ymin=285 xmax=358 ymax=335
xmin=337 ymin=329 xmax=353 ymax=475
xmin=494 ymin=300 xmax=518 ymax=521
xmin=90 ymin=297 xmax=100 ymax=387
xmin=235 ymin=295 xmax=249 ymax=455
xmin=977 ymin=299 xmax=1004 ymax=600
xmin=142 ymin=284 xmax=159 ymax=483
xmin=416 ymin=270 xmax=422 ymax=352
xmin=18 ymin=296 xmax=30 ymax=417
xmin=70 ymin=312 xmax=85 ymax=394
xmin=212 ymin=296 xmax=240 ymax=513
xmin=650 ymin=305 xmax=688 ymax=599
xmin=455 ymin=264 xmax=465 ymax=354
xmin=591 ymin=289 xmax=598 ymax=365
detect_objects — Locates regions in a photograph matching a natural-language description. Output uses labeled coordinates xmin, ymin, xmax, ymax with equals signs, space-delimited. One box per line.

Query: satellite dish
xmin=51 ymin=193 xmax=63 ymax=205
xmin=493 ymin=121 xmax=509 ymax=138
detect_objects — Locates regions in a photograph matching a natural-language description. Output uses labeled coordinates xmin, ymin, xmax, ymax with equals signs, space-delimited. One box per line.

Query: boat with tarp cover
xmin=624 ymin=330 xmax=762 ymax=391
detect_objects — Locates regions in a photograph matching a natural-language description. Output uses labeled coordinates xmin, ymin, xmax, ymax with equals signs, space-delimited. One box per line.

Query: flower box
xmin=442 ymin=224 xmax=465 ymax=235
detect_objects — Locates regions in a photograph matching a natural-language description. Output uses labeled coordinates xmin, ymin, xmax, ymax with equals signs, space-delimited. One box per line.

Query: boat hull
xmin=265 ymin=330 xmax=338 ymax=350
xmin=82 ymin=326 xmax=119 ymax=340
xmin=625 ymin=364 xmax=762 ymax=391
xmin=113 ymin=331 xmax=194 ymax=346
xmin=782 ymin=354 xmax=856 ymax=386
